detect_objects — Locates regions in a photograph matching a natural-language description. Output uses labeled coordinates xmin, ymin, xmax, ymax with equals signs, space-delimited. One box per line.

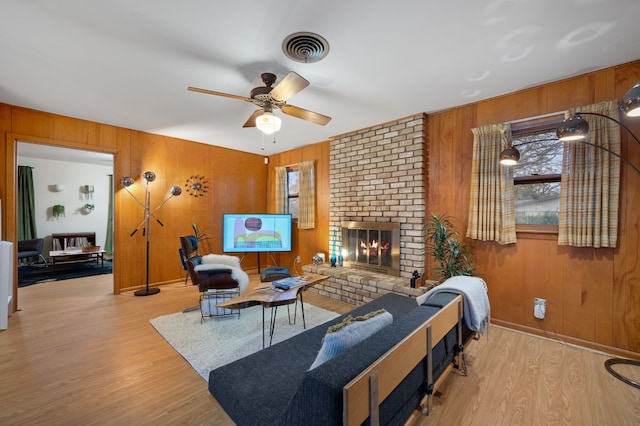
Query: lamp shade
xmin=255 ymin=112 xmax=282 ymax=135
xmin=621 ymin=82 xmax=640 ymax=117
xmin=499 ymin=146 xmax=521 ymax=165
xmin=143 ymin=171 xmax=156 ymax=182
xmin=121 ymin=177 xmax=134 ymax=187
xmin=557 ymin=115 xmax=589 ymax=141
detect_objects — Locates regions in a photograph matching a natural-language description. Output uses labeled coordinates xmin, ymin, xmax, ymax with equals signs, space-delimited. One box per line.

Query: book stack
xmin=272 ymin=277 xmax=307 ymax=290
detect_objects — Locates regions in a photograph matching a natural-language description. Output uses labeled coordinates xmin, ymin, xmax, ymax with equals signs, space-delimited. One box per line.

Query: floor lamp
xmin=121 ymin=172 xmax=182 ymax=296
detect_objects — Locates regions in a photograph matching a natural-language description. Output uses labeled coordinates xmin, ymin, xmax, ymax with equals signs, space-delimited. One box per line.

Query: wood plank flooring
xmin=1 ymin=273 xmax=639 ymax=425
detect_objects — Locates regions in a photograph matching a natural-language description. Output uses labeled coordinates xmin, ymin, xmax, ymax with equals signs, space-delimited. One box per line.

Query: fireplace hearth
xmin=342 ymin=221 xmax=400 ymax=276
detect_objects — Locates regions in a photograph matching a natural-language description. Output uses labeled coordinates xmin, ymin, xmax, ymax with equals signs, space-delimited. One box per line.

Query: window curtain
xmin=17 ymin=166 xmax=37 ymax=241
xmin=297 ymin=160 xmax=316 ymax=229
xmin=466 ymin=123 xmax=517 ymax=244
xmin=104 ymin=174 xmax=114 ymax=255
xmin=558 ymin=100 xmax=620 ymax=247
xmin=274 ymin=166 xmax=287 ymax=214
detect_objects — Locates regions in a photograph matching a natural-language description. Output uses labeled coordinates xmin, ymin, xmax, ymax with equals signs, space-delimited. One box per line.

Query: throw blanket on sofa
xmin=195 ymin=254 xmax=249 ymax=293
xmin=421 ymin=276 xmax=490 ymax=337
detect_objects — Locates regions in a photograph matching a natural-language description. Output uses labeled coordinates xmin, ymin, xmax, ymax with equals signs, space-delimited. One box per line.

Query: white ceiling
xmin=3 ymin=0 xmax=640 ymax=156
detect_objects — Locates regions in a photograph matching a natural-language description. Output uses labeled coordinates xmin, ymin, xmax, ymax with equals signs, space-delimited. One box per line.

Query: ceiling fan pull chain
xmin=261 ymin=133 xmax=265 ymax=151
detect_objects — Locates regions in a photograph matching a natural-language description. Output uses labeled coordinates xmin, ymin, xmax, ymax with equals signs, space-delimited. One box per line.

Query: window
xmin=511 ymin=118 xmax=564 ymax=231
xmin=286 ymin=166 xmax=299 ymax=219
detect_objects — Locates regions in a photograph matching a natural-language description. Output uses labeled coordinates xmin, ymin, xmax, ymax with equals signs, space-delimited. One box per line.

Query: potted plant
xmin=423 ymin=213 xmax=476 ymax=281
xmin=192 ymin=222 xmax=210 ymax=243
xmin=52 ymin=204 xmax=65 ymax=219
xmin=189 ymin=222 xmax=211 ymax=254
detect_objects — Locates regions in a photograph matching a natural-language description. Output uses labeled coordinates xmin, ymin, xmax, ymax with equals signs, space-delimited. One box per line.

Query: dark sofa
xmin=208 ymin=292 xmax=472 ymax=425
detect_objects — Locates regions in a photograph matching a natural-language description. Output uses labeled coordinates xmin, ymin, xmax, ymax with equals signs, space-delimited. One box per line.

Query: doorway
xmin=16 ymin=142 xmax=114 ymax=291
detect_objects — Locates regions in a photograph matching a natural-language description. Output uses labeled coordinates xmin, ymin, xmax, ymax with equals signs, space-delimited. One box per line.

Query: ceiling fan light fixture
xmin=256 ymin=112 xmax=282 ymax=135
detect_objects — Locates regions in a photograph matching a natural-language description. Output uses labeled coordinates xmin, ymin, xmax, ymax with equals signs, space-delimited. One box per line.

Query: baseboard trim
xmin=492 ymin=319 xmax=640 ymax=361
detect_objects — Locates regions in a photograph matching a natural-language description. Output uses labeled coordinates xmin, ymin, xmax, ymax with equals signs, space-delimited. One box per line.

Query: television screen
xmin=222 ymin=213 xmax=293 ymax=253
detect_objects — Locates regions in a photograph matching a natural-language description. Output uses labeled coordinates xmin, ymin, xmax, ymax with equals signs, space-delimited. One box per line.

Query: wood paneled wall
xmin=1 ymin=104 xmax=268 ymax=306
xmin=425 ymin=59 xmax=640 ymax=356
xmin=267 ymin=142 xmax=330 ymax=272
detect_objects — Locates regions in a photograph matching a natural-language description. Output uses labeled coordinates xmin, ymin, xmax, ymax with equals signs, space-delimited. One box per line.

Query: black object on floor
xmin=18 ymin=260 xmax=113 ymax=287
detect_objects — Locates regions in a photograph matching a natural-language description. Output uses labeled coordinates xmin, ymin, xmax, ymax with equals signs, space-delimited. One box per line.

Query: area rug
xmin=18 ymin=260 xmax=113 ymax=287
xmin=150 ymin=303 xmax=340 ymax=381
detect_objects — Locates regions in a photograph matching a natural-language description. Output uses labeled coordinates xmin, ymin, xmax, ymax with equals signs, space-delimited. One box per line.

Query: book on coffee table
xmin=272 ymin=276 xmax=308 ymax=290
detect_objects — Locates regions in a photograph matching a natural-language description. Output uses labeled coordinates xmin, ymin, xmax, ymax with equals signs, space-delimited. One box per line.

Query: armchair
xmin=17 ymin=238 xmax=47 ymax=266
xmin=179 ymin=235 xmax=248 ymax=321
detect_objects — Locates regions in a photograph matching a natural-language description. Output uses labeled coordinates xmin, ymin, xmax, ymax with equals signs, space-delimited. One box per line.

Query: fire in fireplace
xmin=341 ymin=222 xmax=400 ymax=276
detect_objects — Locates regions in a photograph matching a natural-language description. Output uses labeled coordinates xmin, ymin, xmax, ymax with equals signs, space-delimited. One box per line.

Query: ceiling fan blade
xmin=269 ymin=72 xmax=310 ymax=102
xmin=281 ymin=105 xmax=331 ymax=126
xmin=242 ymin=109 xmax=264 ymax=128
xmin=187 ymin=86 xmax=252 ymax=102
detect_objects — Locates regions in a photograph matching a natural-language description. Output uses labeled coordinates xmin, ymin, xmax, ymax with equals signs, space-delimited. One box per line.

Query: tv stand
xmin=239 ymin=252 xmax=279 ymax=273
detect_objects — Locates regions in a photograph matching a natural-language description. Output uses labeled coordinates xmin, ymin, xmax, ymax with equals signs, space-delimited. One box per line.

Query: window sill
xmin=516 ymin=224 xmax=558 ymax=240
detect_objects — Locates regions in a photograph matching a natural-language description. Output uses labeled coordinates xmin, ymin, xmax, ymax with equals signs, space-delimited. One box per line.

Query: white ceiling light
xmin=255 ymin=112 xmax=282 ymax=135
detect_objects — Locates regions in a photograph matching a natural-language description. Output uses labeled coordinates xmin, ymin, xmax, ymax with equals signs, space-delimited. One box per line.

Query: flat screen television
xmin=222 ymin=213 xmax=293 ymax=253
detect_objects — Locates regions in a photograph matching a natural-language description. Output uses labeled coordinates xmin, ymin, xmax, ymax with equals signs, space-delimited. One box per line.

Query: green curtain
xmin=104 ymin=174 xmax=114 ymax=255
xmin=17 ymin=166 xmax=37 ymax=241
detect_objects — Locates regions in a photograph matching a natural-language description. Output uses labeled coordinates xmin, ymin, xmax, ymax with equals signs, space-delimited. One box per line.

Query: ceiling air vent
xmin=282 ymin=32 xmax=329 ymax=63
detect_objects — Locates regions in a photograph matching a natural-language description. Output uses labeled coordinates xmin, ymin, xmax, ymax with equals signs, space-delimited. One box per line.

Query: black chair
xmin=17 ymin=238 xmax=47 ymax=266
xmin=179 ymin=235 xmax=241 ymax=321
xmin=178 ymin=247 xmax=190 ymax=285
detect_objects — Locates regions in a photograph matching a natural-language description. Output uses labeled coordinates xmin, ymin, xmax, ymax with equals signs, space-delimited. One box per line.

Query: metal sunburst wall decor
xmin=185 ymin=175 xmax=209 ymax=197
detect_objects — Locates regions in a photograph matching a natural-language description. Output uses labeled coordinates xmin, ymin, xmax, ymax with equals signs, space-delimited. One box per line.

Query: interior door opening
xmin=16 ymin=141 xmax=115 ymax=297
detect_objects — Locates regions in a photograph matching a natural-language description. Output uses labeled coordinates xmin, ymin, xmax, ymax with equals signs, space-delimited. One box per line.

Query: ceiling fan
xmin=187 ymin=71 xmax=331 ymax=133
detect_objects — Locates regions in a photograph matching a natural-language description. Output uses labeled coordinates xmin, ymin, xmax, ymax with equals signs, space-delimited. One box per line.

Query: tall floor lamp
xmin=499 ymin=81 xmax=640 ymax=389
xmin=121 ymin=171 xmax=182 ymax=296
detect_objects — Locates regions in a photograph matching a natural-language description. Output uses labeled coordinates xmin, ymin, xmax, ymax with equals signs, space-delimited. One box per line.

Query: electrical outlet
xmin=296 ymin=255 xmax=301 ymax=263
xmin=534 ymin=297 xmax=546 ymax=319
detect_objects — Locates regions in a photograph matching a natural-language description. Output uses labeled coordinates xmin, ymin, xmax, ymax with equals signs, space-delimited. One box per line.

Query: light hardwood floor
xmin=1 ymin=273 xmax=639 ymax=425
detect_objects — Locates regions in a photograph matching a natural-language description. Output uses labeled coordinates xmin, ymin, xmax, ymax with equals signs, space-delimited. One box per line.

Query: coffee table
xmin=217 ymin=274 xmax=329 ymax=347
xmin=49 ymin=248 xmax=106 ymax=274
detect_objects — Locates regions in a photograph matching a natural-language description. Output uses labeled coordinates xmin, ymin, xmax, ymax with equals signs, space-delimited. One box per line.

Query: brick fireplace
xmin=304 ymin=113 xmax=438 ymax=305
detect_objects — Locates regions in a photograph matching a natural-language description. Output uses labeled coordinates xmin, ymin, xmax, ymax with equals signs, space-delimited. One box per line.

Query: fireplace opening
xmin=342 ymin=222 xmax=400 ymax=276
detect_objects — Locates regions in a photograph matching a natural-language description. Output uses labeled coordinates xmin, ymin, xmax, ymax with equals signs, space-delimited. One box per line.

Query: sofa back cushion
xmin=18 ymin=238 xmax=42 ymax=253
